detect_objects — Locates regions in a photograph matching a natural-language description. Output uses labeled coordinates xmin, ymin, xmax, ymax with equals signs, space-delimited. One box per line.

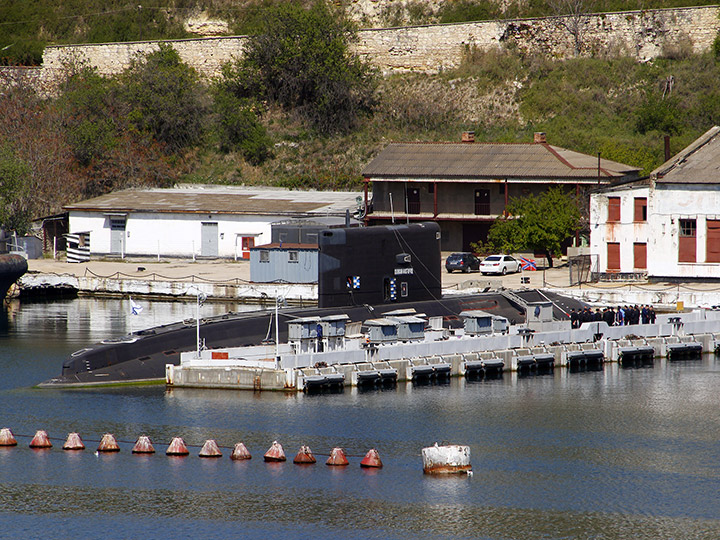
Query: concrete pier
xmin=166 ymin=310 xmax=720 ymax=392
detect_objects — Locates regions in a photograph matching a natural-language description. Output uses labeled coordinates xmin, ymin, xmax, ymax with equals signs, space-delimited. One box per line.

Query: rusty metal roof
xmin=64 ymin=185 xmax=361 ymax=216
xmin=362 ymin=142 xmax=640 ymax=180
xmin=652 ymin=126 xmax=720 ymax=184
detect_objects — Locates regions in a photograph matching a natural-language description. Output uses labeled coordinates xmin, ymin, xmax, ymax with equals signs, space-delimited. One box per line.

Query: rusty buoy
xmin=97 ymin=433 xmax=120 ymax=452
xmin=263 ymin=441 xmax=286 ymax=462
xmin=166 ymin=437 xmax=190 ymax=456
xmin=230 ymin=442 xmax=252 ymax=460
xmin=0 ymin=427 xmax=17 ymax=446
xmin=360 ymin=448 xmax=383 ymax=468
xmin=293 ymin=445 xmax=316 ymax=464
xmin=63 ymin=432 xmax=85 ymax=450
xmin=421 ymin=443 xmax=471 ymax=475
xmin=132 ymin=435 xmax=155 ymax=454
xmin=29 ymin=430 xmax=52 ymax=448
xmin=326 ymin=447 xmax=349 ymax=466
xmin=199 ymin=439 xmax=222 ymax=458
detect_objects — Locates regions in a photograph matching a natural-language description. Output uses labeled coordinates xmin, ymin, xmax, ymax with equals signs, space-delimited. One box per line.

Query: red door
xmin=241 ymin=237 xmax=255 ymax=260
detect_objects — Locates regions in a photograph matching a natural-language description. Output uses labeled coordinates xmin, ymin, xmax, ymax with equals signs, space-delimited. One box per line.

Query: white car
xmin=479 ymin=254 xmax=521 ymax=275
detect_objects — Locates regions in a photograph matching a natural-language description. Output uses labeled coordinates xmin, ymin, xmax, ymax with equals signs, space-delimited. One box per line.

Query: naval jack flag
xmin=130 ymin=297 xmax=144 ymax=315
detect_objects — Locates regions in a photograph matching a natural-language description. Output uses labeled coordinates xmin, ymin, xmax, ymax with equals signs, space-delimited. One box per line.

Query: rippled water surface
xmin=2 ymin=298 xmax=720 ymax=539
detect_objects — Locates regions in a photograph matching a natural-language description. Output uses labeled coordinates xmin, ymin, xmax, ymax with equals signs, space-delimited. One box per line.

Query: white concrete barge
xmin=166 ymin=308 xmax=720 ymax=392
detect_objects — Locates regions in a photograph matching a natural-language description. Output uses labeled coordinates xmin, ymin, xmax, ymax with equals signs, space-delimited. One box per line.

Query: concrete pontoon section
xmin=166 ymin=309 xmax=720 ymax=392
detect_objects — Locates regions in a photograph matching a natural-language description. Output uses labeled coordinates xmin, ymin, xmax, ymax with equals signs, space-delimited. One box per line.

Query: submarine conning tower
xmin=317 ymin=222 xmax=442 ymax=308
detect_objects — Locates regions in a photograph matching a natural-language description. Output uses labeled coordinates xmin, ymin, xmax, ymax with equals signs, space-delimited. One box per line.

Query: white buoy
xmin=421 ymin=443 xmax=471 ymax=474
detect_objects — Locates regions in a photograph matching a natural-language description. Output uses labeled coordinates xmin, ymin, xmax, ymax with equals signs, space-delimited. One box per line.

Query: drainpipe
xmin=363 ymin=177 xmax=369 ymax=226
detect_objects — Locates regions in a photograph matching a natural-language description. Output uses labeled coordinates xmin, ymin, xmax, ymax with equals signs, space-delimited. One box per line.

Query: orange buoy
xmin=199 ymin=439 xmax=222 ymax=458
xmin=263 ymin=441 xmax=286 ymax=462
xmin=230 ymin=442 xmax=252 ymax=460
xmin=132 ymin=435 xmax=155 ymax=454
xmin=293 ymin=445 xmax=316 ymax=464
xmin=360 ymin=448 xmax=383 ymax=468
xmin=63 ymin=432 xmax=85 ymax=450
xmin=29 ymin=430 xmax=52 ymax=448
xmin=326 ymin=447 xmax=349 ymax=466
xmin=0 ymin=427 xmax=17 ymax=446
xmin=97 ymin=433 xmax=120 ymax=452
xmin=166 ymin=437 xmax=190 ymax=456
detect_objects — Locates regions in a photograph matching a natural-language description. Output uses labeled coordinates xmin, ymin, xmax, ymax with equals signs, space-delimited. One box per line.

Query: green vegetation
xmin=225 ymin=1 xmax=376 ymax=134
xmin=471 ymin=187 xmax=582 ymax=267
xmin=3 ymin=1 xmax=720 ymax=237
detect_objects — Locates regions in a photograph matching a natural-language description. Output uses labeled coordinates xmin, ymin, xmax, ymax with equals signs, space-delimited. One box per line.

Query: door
xmin=607 ymin=242 xmax=620 ymax=271
xmin=241 ymin=236 xmax=255 ymax=260
xmin=110 ymin=218 xmax=126 ymax=255
xmin=706 ymin=220 xmax=720 ymax=263
xmin=406 ymin=187 xmax=420 ymax=214
xmin=474 ymin=189 xmax=490 ymax=215
xmin=201 ymin=222 xmax=218 ymax=257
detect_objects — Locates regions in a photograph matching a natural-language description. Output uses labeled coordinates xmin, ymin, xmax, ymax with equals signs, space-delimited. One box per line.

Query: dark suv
xmin=445 ymin=252 xmax=480 ymax=273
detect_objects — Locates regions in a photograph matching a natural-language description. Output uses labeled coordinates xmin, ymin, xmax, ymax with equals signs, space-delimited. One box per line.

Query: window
xmin=707 ymin=220 xmax=720 ymax=263
xmin=633 ymin=242 xmax=647 ymax=270
xmin=633 ymin=197 xmax=647 ymax=222
xmin=288 ymin=251 xmax=298 ymax=263
xmin=428 ymin=183 xmax=434 ymax=194
xmin=679 ymin=219 xmax=696 ymax=263
xmin=259 ymin=250 xmax=269 ymax=263
xmin=608 ymin=197 xmax=621 ymax=222
xmin=607 ymin=242 xmax=620 ymax=271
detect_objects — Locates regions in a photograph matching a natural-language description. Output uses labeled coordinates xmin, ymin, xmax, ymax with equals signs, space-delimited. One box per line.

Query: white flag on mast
xmin=130 ymin=297 xmax=143 ymax=315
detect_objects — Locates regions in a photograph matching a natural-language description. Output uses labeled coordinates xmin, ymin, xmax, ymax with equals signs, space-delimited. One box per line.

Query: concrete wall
xmin=69 ymin=210 xmax=273 ymax=259
xmin=36 ymin=6 xmax=720 ymax=88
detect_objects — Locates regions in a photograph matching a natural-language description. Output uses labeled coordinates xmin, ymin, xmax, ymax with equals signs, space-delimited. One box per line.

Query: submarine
xmin=39 ymin=223 xmax=585 ymax=387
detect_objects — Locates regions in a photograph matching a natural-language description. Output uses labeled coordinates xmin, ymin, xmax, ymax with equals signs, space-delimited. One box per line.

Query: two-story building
xmin=362 ymin=132 xmax=641 ymax=252
xmin=590 ymin=126 xmax=720 ymax=281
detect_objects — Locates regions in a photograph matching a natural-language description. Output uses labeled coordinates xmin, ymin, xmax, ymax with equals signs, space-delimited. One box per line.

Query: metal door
xmin=201 ymin=222 xmax=218 ymax=257
xmin=110 ymin=218 xmax=126 ymax=254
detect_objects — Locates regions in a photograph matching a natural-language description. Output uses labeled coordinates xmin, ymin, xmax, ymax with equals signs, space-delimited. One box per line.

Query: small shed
xmin=387 ymin=315 xmax=426 ymax=341
xmin=250 ymin=243 xmax=318 ymax=283
xmin=288 ymin=316 xmax=321 ymax=354
xmin=364 ymin=318 xmax=399 ymax=344
xmin=461 ymin=310 xmax=508 ymax=335
xmin=318 ymin=314 xmax=350 ymax=352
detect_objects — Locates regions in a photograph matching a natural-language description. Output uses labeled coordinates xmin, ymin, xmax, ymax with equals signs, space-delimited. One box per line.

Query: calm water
xmin=1 ymin=298 xmax=720 ymax=539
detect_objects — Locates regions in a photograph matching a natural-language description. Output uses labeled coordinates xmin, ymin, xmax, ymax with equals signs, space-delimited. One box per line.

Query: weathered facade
xmin=64 ymin=186 xmax=361 ymax=260
xmin=590 ymin=126 xmax=720 ymax=281
xmin=363 ymin=133 xmax=640 ymax=252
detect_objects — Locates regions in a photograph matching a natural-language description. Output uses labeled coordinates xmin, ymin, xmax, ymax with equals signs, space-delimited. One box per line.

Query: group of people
xmin=569 ymin=305 xmax=657 ymax=329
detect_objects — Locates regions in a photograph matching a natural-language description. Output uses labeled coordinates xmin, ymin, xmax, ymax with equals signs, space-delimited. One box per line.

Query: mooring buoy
xmin=166 ymin=437 xmax=190 ymax=456
xmin=230 ymin=442 xmax=252 ymax=460
xmin=29 ymin=430 xmax=52 ymax=448
xmin=360 ymin=448 xmax=383 ymax=468
xmin=132 ymin=435 xmax=155 ymax=454
xmin=97 ymin=433 xmax=120 ymax=452
xmin=293 ymin=445 xmax=316 ymax=464
xmin=0 ymin=427 xmax=17 ymax=446
xmin=326 ymin=447 xmax=349 ymax=466
xmin=263 ymin=441 xmax=286 ymax=462
xmin=199 ymin=439 xmax=222 ymax=458
xmin=63 ymin=432 xmax=85 ymax=450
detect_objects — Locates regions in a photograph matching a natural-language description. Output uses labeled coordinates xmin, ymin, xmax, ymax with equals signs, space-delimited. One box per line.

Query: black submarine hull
xmin=39 ymin=290 xmax=584 ymax=387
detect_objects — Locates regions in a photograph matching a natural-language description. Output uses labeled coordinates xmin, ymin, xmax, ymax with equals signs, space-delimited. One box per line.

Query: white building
xmin=64 ymin=185 xmax=362 ymax=260
xmin=590 ymin=126 xmax=720 ymax=280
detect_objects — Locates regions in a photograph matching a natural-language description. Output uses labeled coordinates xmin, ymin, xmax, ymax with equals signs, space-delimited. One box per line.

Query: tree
xmin=479 ymin=187 xmax=581 ymax=268
xmin=0 ymin=145 xmax=31 ymax=233
xmin=549 ymin=0 xmax=589 ymax=57
xmin=232 ymin=0 xmax=377 ymax=134
xmin=118 ymin=43 xmax=208 ymax=152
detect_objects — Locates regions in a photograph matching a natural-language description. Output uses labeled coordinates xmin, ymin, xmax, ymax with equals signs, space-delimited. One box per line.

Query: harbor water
xmin=2 ymin=298 xmax=720 ymax=539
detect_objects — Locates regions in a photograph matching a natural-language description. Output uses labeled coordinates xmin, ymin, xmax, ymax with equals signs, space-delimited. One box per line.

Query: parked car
xmin=479 ymin=254 xmax=521 ymax=275
xmin=445 ymin=252 xmax=480 ymax=273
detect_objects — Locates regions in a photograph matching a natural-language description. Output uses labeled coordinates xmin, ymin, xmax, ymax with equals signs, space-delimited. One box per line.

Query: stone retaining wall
xmin=36 ymin=5 xmax=720 ymax=87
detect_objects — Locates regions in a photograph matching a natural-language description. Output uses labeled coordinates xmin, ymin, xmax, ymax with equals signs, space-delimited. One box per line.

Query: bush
xmin=234 ymin=1 xmax=377 ymax=134
xmin=117 ymin=43 xmax=208 ymax=152
xmin=212 ymin=88 xmax=273 ymax=165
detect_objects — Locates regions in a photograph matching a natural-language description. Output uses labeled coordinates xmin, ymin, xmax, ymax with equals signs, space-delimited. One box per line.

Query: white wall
xmin=649 ymin=183 xmax=720 ymax=279
xmin=69 ymin=211 xmax=273 ymax=258
xmin=591 ymin=183 xmax=720 ymax=278
xmin=589 ymin=186 xmax=649 ymax=273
